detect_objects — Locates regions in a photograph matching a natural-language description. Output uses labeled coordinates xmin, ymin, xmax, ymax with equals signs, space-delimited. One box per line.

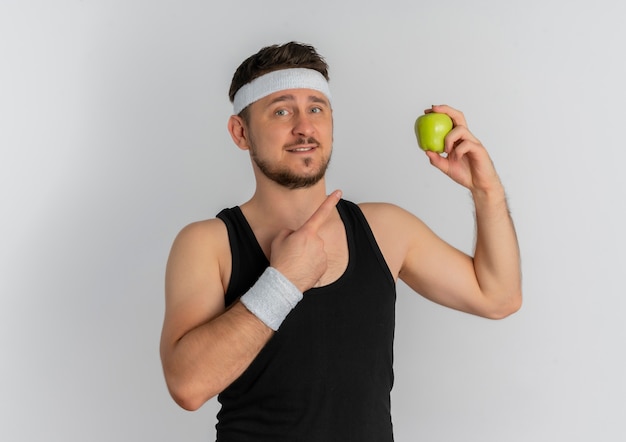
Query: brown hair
xmin=228 ymin=42 xmax=330 ymax=115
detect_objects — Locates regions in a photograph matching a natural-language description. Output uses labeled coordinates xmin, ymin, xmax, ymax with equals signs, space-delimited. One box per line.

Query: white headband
xmin=232 ymin=68 xmax=331 ymax=115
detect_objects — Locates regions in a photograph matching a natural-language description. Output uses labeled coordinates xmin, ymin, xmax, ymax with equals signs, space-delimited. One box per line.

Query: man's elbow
xmin=164 ymin=374 xmax=219 ymax=412
xmin=169 ymin=388 xmax=203 ymax=412
xmin=168 ymin=380 xmax=213 ymax=411
xmin=483 ymin=289 xmax=523 ymax=320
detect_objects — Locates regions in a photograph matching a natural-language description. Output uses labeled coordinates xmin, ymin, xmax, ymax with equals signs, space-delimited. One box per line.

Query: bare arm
xmin=159 ymin=191 xmax=342 ymax=411
xmin=363 ymin=105 xmax=521 ymax=319
xmin=159 ymin=220 xmax=273 ymax=411
xmin=423 ymin=104 xmax=522 ymax=317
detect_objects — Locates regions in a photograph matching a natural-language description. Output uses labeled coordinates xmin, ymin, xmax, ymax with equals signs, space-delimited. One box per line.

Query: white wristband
xmin=240 ymin=267 xmax=303 ymax=331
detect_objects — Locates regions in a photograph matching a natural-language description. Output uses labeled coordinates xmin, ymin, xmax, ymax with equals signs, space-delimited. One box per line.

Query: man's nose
xmin=292 ymin=112 xmax=315 ymax=137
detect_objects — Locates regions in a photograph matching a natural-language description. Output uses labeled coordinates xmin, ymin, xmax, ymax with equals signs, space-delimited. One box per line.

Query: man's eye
xmin=275 ymin=109 xmax=289 ymax=116
xmin=311 ymin=107 xmax=322 ymax=113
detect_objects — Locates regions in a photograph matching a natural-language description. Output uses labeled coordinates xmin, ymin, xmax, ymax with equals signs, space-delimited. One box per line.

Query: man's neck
xmin=243 ymin=179 xmax=331 ymax=231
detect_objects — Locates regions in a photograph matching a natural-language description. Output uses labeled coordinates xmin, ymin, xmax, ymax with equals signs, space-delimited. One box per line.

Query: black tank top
xmin=215 ymin=199 xmax=396 ymax=441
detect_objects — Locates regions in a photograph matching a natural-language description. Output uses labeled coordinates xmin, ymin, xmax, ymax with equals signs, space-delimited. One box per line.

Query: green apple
xmin=414 ymin=112 xmax=453 ymax=153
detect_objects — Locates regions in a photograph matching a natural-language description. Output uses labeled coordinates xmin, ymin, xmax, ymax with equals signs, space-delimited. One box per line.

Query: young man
xmin=160 ymin=42 xmax=522 ymax=441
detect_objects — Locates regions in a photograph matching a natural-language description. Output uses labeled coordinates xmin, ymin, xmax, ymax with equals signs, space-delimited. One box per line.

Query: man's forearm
xmin=471 ymin=185 xmax=522 ymax=317
xmin=163 ymin=302 xmax=273 ymax=411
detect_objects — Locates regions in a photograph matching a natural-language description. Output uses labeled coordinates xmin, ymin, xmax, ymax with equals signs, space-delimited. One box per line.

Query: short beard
xmin=251 ymin=138 xmax=331 ymax=190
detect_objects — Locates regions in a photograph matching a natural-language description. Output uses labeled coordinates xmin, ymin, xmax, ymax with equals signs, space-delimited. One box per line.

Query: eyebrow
xmin=266 ymin=93 xmax=329 ymax=107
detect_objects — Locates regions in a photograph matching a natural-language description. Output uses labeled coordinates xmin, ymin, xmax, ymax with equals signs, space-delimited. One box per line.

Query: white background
xmin=1 ymin=1 xmax=625 ymax=441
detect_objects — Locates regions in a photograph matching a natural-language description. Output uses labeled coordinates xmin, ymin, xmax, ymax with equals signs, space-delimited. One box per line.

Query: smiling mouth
xmin=285 ymin=137 xmax=320 ymax=153
xmin=287 ymin=146 xmax=316 ymax=152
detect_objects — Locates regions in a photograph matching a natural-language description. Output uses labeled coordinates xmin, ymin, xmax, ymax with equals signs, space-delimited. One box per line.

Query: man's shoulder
xmin=356 ymin=201 xmax=409 ymax=220
xmin=356 ymin=201 xmax=429 ymax=239
xmin=170 ymin=217 xmax=230 ymax=259
xmin=179 ymin=216 xmax=228 ymax=237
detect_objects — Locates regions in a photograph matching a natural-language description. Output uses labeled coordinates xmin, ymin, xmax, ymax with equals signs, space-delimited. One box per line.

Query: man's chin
xmin=277 ymin=173 xmax=325 ymax=190
xmin=253 ymin=157 xmax=330 ymax=189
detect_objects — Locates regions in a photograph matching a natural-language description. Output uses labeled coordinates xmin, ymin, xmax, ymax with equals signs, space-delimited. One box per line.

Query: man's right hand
xmin=268 ymin=190 xmax=342 ymax=292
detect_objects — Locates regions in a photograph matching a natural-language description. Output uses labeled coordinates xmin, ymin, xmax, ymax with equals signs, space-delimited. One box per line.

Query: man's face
xmin=244 ymin=88 xmax=333 ymax=189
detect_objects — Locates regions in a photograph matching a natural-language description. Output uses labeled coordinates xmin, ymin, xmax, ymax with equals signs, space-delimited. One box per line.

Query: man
xmin=160 ymin=41 xmax=522 ymax=441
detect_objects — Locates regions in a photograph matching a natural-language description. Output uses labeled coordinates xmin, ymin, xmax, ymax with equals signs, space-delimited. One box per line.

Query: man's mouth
xmin=285 ymin=138 xmax=320 ymax=153
xmin=287 ymin=146 xmax=316 ymax=152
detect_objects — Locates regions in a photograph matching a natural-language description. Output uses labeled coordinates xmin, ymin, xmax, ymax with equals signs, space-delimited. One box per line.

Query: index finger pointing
xmin=302 ymin=190 xmax=342 ymax=232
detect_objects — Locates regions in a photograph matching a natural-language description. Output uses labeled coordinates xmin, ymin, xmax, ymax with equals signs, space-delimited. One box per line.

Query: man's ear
xmin=227 ymin=115 xmax=250 ymax=151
